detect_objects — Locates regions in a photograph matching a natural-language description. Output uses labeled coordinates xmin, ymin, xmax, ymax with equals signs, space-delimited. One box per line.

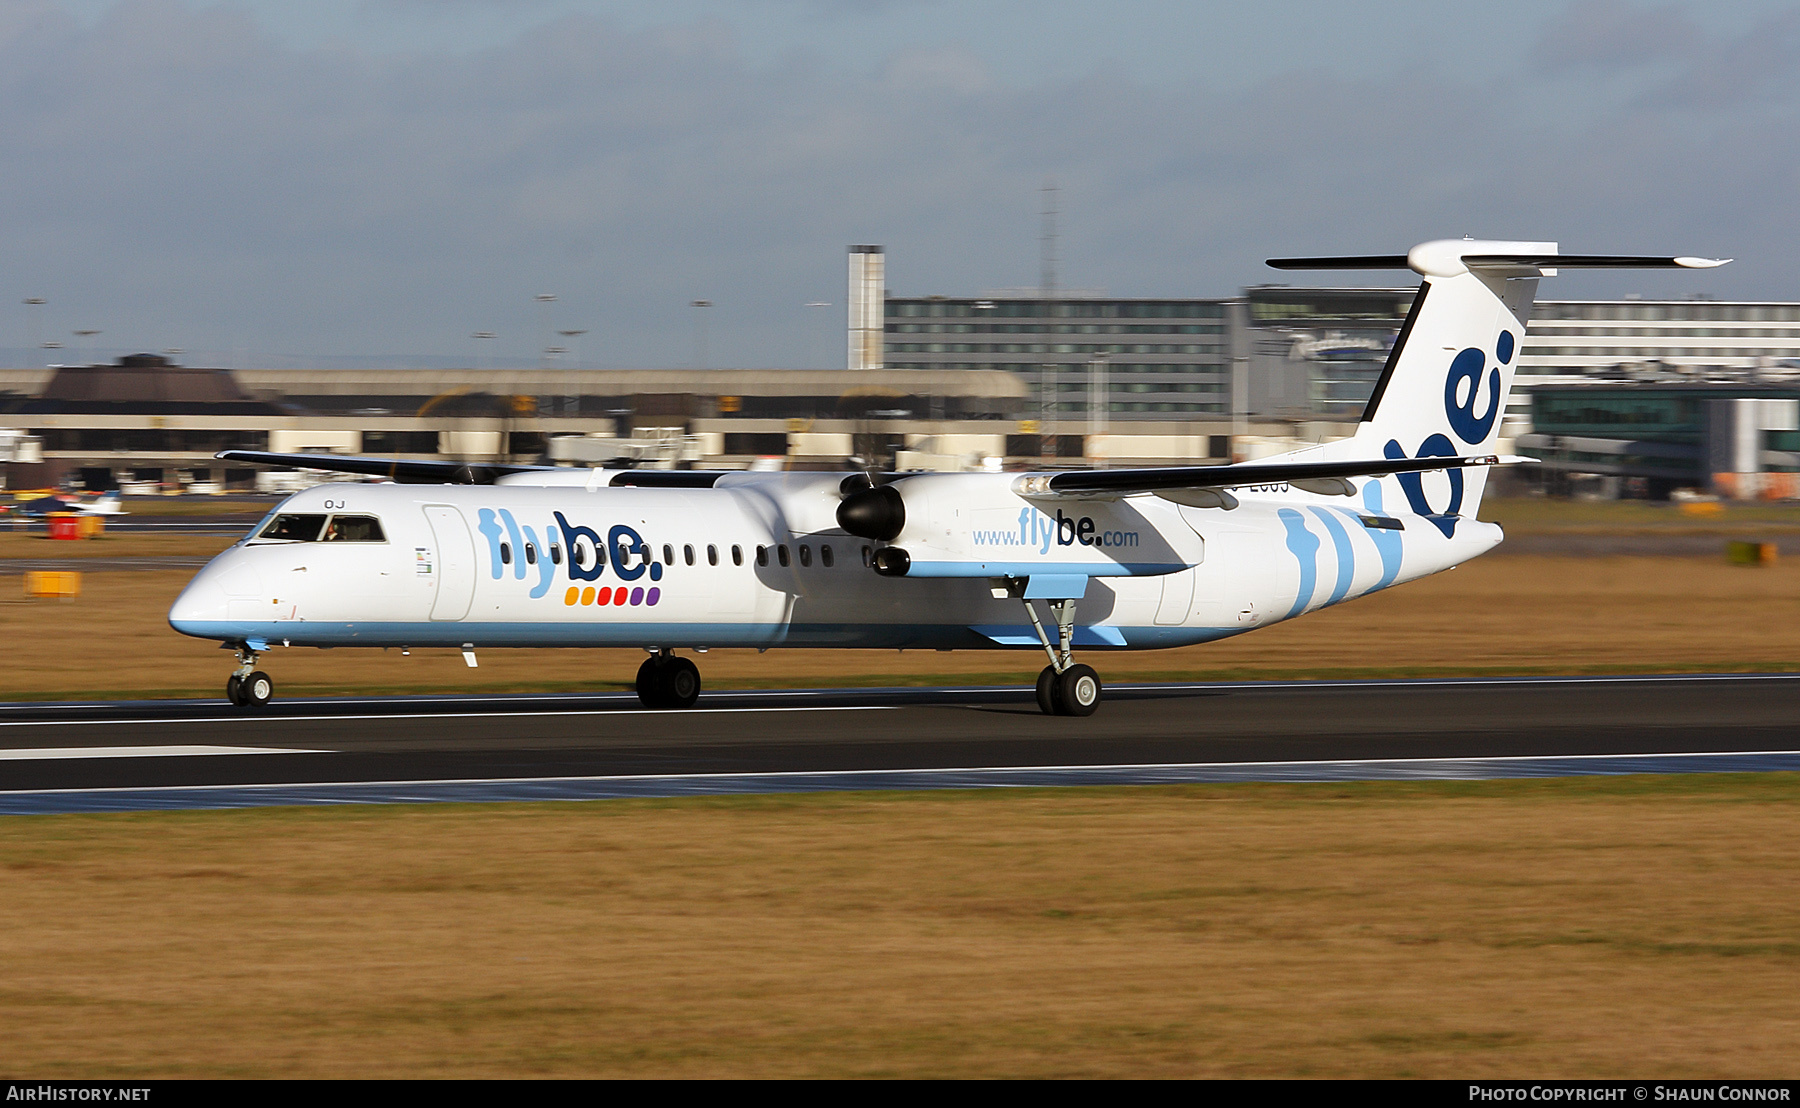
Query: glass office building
xmin=883 ymin=295 xmax=1239 ymax=421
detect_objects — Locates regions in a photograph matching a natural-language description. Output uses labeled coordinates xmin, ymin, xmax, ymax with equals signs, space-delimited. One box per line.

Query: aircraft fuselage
xmin=168 ymin=472 xmax=1499 ymax=653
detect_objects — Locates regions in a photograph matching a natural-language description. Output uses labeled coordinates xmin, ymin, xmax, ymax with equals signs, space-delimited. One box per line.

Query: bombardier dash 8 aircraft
xmin=170 ymin=240 xmax=1726 ymax=715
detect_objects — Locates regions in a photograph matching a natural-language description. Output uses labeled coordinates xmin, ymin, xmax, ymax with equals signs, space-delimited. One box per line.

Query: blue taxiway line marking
xmin=4 ymin=750 xmax=1800 ymax=816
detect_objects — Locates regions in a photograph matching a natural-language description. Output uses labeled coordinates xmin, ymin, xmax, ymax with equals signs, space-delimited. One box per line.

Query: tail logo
xmin=1378 ymin=329 xmax=1513 ymax=539
xmin=1382 ymin=435 xmax=1463 ymax=538
xmin=1443 ymin=330 xmax=1512 ymax=446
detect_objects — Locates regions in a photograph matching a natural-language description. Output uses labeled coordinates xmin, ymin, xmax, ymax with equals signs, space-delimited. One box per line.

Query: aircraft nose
xmin=168 ymin=566 xmax=231 ymax=635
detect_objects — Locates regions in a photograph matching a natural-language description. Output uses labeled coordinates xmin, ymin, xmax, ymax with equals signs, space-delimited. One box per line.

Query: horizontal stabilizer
xmin=1015 ymin=454 xmax=1531 ymax=499
xmin=1463 ymin=254 xmax=1730 ymax=269
xmin=1265 ymin=255 xmax=1412 ymax=270
xmin=1268 ymin=246 xmax=1729 ymax=275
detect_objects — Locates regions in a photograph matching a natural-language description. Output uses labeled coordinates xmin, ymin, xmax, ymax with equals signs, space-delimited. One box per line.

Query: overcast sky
xmin=6 ymin=0 xmax=1799 ymax=369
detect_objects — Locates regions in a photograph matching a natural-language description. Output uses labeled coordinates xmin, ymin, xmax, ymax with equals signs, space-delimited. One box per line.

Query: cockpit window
xmin=259 ymin=514 xmax=327 ymax=542
xmin=322 ymin=515 xmax=385 ymax=542
xmin=255 ymin=513 xmax=385 ymax=543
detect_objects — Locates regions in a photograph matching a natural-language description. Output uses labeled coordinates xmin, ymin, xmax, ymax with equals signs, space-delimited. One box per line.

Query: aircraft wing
xmin=214 ymin=450 xmax=554 ymax=484
xmin=1013 ymin=453 xmax=1530 ymax=499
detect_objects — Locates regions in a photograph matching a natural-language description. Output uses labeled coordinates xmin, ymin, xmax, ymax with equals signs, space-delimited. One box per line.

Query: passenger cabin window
xmin=663 ymin=544 xmax=675 ymax=566
xmin=798 ymin=544 xmax=812 ymax=568
xmin=821 ymin=544 xmax=834 ymax=568
xmin=525 ymin=543 xmax=537 ymax=565
xmin=707 ymin=544 xmax=719 ymax=566
xmin=500 ymin=542 xmax=512 ymax=565
xmin=777 ymin=544 xmax=791 ymax=568
xmin=756 ymin=545 xmax=768 ymax=567
xmin=684 ymin=544 xmax=695 ymax=566
xmin=550 ymin=544 xmax=563 ymax=565
xmin=861 ymin=545 xmax=872 ymax=567
xmin=732 ymin=545 xmax=743 ymax=566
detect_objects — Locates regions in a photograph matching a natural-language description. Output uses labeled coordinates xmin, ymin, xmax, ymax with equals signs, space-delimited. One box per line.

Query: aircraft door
xmin=1154 ymin=570 xmax=1194 ymax=625
xmin=424 ymin=505 xmax=476 ymax=621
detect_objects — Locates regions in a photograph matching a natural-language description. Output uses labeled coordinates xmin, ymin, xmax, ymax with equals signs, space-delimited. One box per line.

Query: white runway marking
xmin=0 ymin=745 xmax=324 ymax=760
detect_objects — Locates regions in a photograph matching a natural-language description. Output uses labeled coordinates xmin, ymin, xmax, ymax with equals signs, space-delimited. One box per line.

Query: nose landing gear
xmin=1023 ymin=596 xmax=1103 ymax=717
xmin=636 ymin=650 xmax=701 ymax=709
xmin=226 ymin=645 xmax=274 ymax=708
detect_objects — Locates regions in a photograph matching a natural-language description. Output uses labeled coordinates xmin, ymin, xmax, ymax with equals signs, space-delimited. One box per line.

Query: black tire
xmin=664 ymin=657 xmax=701 ymax=709
xmin=1056 ymin=664 xmax=1101 ymax=717
xmin=226 ymin=674 xmax=243 ymax=705
xmin=635 ymin=656 xmax=667 ymax=709
xmin=1035 ymin=665 xmax=1060 ymax=716
xmin=242 ymin=670 xmax=274 ymax=708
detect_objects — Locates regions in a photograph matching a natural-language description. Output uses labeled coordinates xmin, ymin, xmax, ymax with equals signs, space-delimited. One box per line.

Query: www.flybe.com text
xmin=972 ymin=508 xmax=1139 ymax=553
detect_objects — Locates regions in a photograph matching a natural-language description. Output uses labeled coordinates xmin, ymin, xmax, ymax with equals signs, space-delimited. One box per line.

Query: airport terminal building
xmin=0 ymin=356 xmax=1035 ymax=490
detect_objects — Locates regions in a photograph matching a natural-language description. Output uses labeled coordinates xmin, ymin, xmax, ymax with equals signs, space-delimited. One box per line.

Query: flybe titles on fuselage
xmin=474 ymin=507 xmax=665 ymax=608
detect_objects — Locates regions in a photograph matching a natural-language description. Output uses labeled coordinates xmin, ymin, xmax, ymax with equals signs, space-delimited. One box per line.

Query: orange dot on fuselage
xmin=581 ymin=587 xmax=596 ymax=605
xmin=564 ymin=587 xmax=579 ymax=605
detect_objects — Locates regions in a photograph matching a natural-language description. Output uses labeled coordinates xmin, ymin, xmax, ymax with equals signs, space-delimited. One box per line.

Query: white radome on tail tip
xmin=168 ymin=239 xmax=1728 ymax=718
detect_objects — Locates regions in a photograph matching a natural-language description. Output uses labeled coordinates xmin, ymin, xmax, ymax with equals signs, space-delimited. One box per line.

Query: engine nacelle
xmin=836 ymin=484 xmax=906 ymax=541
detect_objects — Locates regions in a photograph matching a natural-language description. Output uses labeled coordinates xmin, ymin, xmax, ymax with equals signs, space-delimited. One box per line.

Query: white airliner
xmin=169 ymin=240 xmax=1727 ymax=714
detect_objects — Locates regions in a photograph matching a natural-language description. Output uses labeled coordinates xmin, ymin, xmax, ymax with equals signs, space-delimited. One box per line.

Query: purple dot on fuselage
xmin=646 ymin=587 xmax=661 ymax=606
xmin=629 ymin=586 xmax=644 ymax=606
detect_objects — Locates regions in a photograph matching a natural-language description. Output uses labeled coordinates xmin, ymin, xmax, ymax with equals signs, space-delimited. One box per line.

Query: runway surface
xmin=2 ymin=673 xmax=1799 ymax=814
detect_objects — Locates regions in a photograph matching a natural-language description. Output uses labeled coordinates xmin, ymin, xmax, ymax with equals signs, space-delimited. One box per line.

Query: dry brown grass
xmin=2 ymin=777 xmax=1798 ymax=1077
xmin=1 ymin=552 xmax=1797 ymax=698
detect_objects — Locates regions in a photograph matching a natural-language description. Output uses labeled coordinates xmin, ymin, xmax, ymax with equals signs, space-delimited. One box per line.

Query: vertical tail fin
xmin=1267 ymin=241 xmax=1729 ymax=522
xmin=1348 ymin=240 xmax=1549 ymax=512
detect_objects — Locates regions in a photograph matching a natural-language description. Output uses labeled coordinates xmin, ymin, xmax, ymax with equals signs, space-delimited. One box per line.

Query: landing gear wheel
xmin=226 ymin=674 xmax=243 ymax=705
xmin=663 ymin=657 xmax=701 ymax=709
xmin=239 ymin=671 xmax=274 ymax=709
xmin=636 ymin=655 xmax=701 ymax=710
xmin=1035 ymin=665 xmax=1061 ymax=716
xmin=635 ymin=656 xmax=667 ymax=708
xmin=1055 ymin=664 xmax=1101 ymax=717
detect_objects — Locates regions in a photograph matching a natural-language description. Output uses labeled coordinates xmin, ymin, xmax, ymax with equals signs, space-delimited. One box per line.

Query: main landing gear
xmin=1023 ymin=596 xmax=1102 ymax=717
xmin=637 ymin=650 xmax=701 ymax=710
xmin=226 ymin=645 xmax=274 ymax=708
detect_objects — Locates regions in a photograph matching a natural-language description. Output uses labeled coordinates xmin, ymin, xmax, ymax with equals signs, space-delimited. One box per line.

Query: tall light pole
xmin=1232 ymin=353 xmax=1248 ymax=462
xmin=1039 ymin=179 xmax=1059 ymax=463
xmin=554 ymin=329 xmax=586 ymax=415
xmin=471 ymin=331 xmax=495 ymax=372
xmin=23 ymin=298 xmax=44 ymax=366
xmin=690 ymin=300 xmax=712 ymax=369
xmin=803 ymin=301 xmax=830 ymax=369
xmin=1088 ymin=352 xmax=1110 ymax=466
xmin=557 ymin=329 xmax=588 ymax=369
xmin=534 ymin=294 xmax=557 ymax=369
